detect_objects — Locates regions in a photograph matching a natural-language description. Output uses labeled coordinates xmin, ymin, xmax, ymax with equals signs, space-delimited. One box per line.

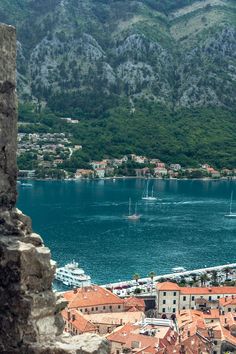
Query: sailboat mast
xmin=145 ymin=180 xmax=148 ymax=198
xmin=230 ymin=191 xmax=233 ymax=214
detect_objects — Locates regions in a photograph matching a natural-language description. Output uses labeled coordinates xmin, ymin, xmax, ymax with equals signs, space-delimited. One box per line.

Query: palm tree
xmin=211 ymin=270 xmax=218 ymax=285
xmin=148 ymin=271 xmax=156 ymax=282
xmin=224 ymin=267 xmax=231 ymax=281
xmin=200 ymin=273 xmax=209 ymax=286
xmin=133 ymin=273 xmax=140 ymax=284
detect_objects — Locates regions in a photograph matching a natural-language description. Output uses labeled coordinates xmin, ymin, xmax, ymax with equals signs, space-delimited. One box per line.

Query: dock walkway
xmin=102 ymin=263 xmax=236 ymax=290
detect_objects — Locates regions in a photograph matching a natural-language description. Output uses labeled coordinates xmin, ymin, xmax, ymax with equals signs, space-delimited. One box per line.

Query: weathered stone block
xmin=0 ymin=24 xmax=17 ymax=209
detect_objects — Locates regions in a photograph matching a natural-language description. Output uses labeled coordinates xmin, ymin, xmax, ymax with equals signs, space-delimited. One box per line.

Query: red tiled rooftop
xmin=62 ymin=309 xmax=96 ymax=333
xmin=219 ymin=296 xmax=236 ymax=306
xmin=156 ymin=282 xmax=180 ymax=291
xmin=157 ymin=282 xmax=236 ymax=295
xmin=124 ymin=297 xmax=145 ymax=311
xmin=107 ymin=323 xmax=160 ymax=348
xmin=64 ymin=285 xmax=124 ymax=309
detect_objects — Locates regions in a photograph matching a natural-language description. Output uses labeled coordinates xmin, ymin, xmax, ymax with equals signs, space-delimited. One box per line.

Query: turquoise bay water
xmin=17 ymin=179 xmax=236 ymax=285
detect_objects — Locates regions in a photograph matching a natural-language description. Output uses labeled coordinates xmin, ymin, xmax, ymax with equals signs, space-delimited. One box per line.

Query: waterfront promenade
xmin=102 ymin=263 xmax=236 ymax=294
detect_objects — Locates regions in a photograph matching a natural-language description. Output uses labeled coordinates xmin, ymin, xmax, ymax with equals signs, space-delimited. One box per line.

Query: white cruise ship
xmin=55 ymin=260 xmax=91 ymax=288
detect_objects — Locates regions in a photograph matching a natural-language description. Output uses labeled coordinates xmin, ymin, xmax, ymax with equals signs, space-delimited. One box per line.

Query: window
xmin=95 ymin=307 xmax=98 ymax=311
xmin=173 ymin=308 xmax=176 ymax=313
xmin=118 ymin=305 xmax=121 ymax=309
xmin=209 ymin=296 xmax=212 ymax=301
xmin=85 ymin=308 xmax=87 ymax=312
xmin=217 ymin=296 xmax=220 ymax=299
xmin=213 ymin=351 xmax=217 ymax=354
xmin=109 ymin=306 xmax=112 ymax=310
xmin=183 ymin=296 xmax=186 ymax=301
xmin=163 ymin=292 xmax=166 ymax=296
xmin=173 ymin=300 xmax=176 ymax=304
xmin=173 ymin=292 xmax=176 ymax=296
xmin=191 ymin=296 xmax=195 ymax=301
xmin=91 ymin=307 xmax=94 ymax=311
xmin=103 ymin=306 xmax=106 ymax=310
xmin=116 ymin=351 xmax=120 ymax=354
xmin=162 ymin=308 xmax=166 ymax=313
xmin=183 ymin=307 xmax=186 ymax=310
xmin=163 ymin=300 xmax=166 ymax=304
xmin=191 ymin=307 xmax=194 ymax=310
xmin=228 ymin=308 xmax=231 ymax=312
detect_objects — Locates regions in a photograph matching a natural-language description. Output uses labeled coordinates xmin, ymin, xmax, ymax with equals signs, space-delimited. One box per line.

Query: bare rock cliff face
xmin=0 ymin=23 xmax=110 ymax=354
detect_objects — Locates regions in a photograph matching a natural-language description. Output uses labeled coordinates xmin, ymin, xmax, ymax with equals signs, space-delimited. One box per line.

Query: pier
xmin=102 ymin=263 xmax=236 ymax=291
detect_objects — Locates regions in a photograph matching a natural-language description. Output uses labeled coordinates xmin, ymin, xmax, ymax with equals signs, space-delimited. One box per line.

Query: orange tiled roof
xmin=107 ymin=323 xmax=160 ymax=349
xmin=219 ymin=296 xmax=236 ymax=307
xmin=64 ymin=285 xmax=124 ymax=309
xmin=157 ymin=282 xmax=236 ymax=295
xmin=124 ymin=297 xmax=145 ymax=311
xmin=62 ymin=309 xmax=96 ymax=333
xmin=156 ymin=282 xmax=180 ymax=291
xmin=177 ymin=309 xmax=236 ymax=350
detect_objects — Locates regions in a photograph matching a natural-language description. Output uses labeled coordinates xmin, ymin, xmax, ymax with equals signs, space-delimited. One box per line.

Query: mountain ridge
xmin=1 ymin=0 xmax=236 ymax=167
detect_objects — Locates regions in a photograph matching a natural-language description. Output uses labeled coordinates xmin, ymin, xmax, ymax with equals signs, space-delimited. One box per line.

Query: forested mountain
xmin=1 ymin=0 xmax=236 ymax=167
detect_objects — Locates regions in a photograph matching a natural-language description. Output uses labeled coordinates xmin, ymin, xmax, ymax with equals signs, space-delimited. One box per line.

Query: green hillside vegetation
xmin=19 ymin=102 xmax=236 ymax=168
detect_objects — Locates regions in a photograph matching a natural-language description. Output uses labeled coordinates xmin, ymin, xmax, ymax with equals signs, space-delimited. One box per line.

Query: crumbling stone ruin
xmin=0 ymin=23 xmax=110 ymax=354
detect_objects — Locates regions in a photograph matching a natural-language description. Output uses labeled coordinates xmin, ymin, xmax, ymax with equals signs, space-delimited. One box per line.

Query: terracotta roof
xmin=219 ymin=296 xmax=236 ymax=307
xmin=156 ymin=282 xmax=180 ymax=291
xmin=165 ymin=334 xmax=211 ymax=354
xmin=157 ymin=282 xmax=236 ymax=295
xmin=107 ymin=323 xmax=161 ymax=349
xmin=124 ymin=297 xmax=145 ymax=311
xmin=62 ymin=309 xmax=96 ymax=333
xmin=181 ymin=286 xmax=236 ymax=295
xmin=177 ymin=309 xmax=236 ymax=351
xmin=64 ymin=285 xmax=124 ymax=309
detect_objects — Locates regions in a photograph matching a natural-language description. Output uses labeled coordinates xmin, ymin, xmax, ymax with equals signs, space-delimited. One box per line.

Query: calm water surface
xmin=17 ymin=179 xmax=236 ymax=285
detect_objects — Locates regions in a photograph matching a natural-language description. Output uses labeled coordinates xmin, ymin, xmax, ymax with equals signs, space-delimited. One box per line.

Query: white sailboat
xmin=142 ymin=180 xmax=157 ymax=201
xmin=225 ymin=192 xmax=236 ymax=218
xmin=127 ymin=198 xmax=141 ymax=220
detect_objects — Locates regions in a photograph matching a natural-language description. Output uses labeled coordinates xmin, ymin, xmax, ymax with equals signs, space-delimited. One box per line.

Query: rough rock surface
xmin=0 ymin=23 xmax=110 ymax=354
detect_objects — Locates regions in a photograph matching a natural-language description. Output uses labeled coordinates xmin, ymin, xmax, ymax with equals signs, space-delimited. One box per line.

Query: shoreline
xmin=18 ymin=176 xmax=236 ymax=182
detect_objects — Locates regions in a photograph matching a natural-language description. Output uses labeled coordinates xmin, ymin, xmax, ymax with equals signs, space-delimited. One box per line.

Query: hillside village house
xmin=91 ymin=160 xmax=107 ymax=170
xmin=154 ymin=167 xmax=168 ymax=177
xmin=156 ymin=282 xmax=236 ymax=316
xmin=75 ymin=169 xmax=94 ymax=179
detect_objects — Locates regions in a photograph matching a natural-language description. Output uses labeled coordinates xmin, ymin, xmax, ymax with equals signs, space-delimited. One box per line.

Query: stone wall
xmin=0 ymin=23 xmax=110 ymax=354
